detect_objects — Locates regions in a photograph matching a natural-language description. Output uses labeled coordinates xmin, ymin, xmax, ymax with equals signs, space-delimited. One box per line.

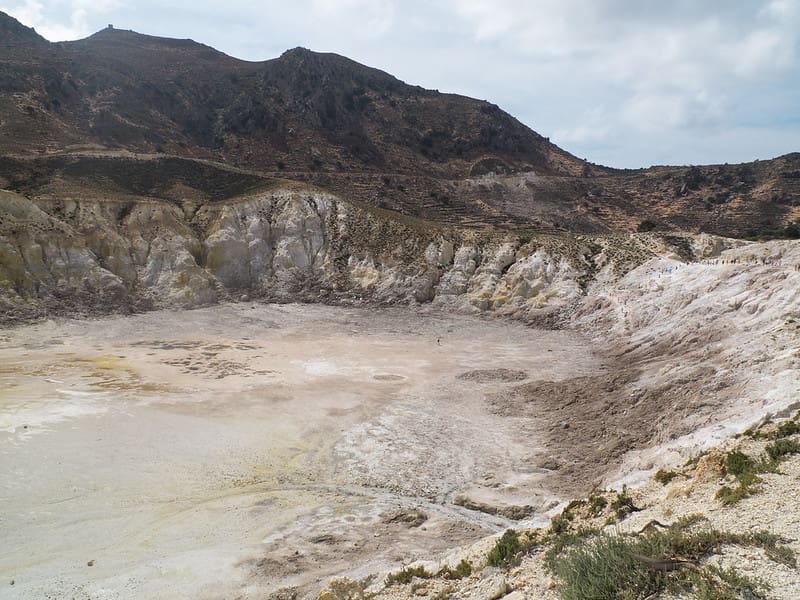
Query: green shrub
xmin=550 ymin=514 xmax=571 ymax=534
xmin=437 ymin=560 xmax=472 ymax=580
xmin=775 ymin=420 xmax=799 ymax=438
xmin=318 ymin=578 xmax=366 ymax=600
xmin=714 ymin=450 xmax=763 ymax=505
xmin=588 ymin=495 xmax=608 ymax=516
xmin=716 ymin=469 xmax=762 ymax=506
xmin=553 ymin=532 xmax=660 ymax=600
xmin=550 ymin=505 xmax=577 ymax=534
xmin=610 ymin=486 xmax=640 ymax=519
xmin=552 ymin=526 xmax=787 ymax=600
xmin=543 ymin=528 xmax=601 ymax=572
xmin=715 ymin=484 xmax=752 ymax=506
xmin=714 ymin=443 xmax=800 ymax=505
xmin=724 ymin=450 xmax=753 ymax=476
xmin=690 ymin=564 xmax=768 ymax=600
xmin=637 ymin=220 xmax=657 ymax=232
xmin=674 ymin=513 xmax=709 ymax=529
xmin=487 ymin=529 xmax=523 ymax=568
xmin=738 ymin=469 xmax=761 ymax=487
xmin=385 ymin=565 xmax=432 ymax=586
xmin=747 ymin=530 xmax=797 ymax=567
xmin=765 ymin=438 xmax=800 ymax=461
xmin=654 ymin=469 xmax=680 ymax=485
xmin=564 ymin=499 xmax=584 ymax=513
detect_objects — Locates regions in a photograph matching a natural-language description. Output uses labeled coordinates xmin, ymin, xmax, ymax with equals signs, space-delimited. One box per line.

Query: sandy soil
xmin=0 ymin=303 xmax=602 ymax=599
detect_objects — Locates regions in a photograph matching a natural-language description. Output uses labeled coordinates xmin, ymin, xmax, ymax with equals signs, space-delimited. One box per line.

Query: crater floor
xmin=0 ymin=303 xmax=602 ymax=599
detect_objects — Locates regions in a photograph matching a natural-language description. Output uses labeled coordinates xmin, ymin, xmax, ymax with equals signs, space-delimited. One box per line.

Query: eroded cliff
xmin=0 ymin=186 xmax=684 ymax=324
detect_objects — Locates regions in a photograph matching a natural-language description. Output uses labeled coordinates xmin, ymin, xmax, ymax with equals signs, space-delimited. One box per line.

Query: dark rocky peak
xmin=265 ymin=47 xmax=416 ymax=97
xmin=65 ymin=25 xmax=240 ymax=67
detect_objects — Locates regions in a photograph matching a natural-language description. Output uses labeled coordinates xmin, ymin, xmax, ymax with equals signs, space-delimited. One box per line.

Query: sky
xmin=1 ymin=1 xmax=798 ymax=169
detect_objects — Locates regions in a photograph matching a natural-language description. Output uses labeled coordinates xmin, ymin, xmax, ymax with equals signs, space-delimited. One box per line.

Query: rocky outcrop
xmin=0 ymin=186 xmax=712 ymax=324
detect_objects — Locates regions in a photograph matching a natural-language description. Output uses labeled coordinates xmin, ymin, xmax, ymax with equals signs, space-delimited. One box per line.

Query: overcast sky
xmin=2 ymin=1 xmax=798 ymax=168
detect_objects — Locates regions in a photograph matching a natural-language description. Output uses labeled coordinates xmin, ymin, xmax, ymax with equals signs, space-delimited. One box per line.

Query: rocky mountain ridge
xmin=0 ymin=11 xmax=582 ymax=178
xmin=1 ymin=10 xmax=798 ymax=242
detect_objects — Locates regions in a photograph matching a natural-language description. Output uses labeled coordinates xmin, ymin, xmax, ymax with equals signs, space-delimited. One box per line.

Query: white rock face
xmin=0 ymin=187 xmax=765 ymax=326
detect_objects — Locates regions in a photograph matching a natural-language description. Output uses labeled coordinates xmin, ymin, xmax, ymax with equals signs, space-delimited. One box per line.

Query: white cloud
xmin=0 ymin=0 xmax=44 ymax=26
xmin=447 ymin=0 xmax=798 ymax=84
xmin=761 ymin=0 xmax=800 ymax=20
xmin=443 ymin=0 xmax=799 ymax=164
xmin=553 ymin=108 xmax=614 ymax=145
xmin=622 ymin=90 xmax=724 ymax=133
xmin=309 ymin=0 xmax=396 ymax=38
xmin=734 ymin=28 xmax=796 ymax=77
xmin=1 ymin=0 xmax=119 ymax=40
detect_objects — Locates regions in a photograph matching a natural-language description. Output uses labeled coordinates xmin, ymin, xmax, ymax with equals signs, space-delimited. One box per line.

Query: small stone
xmin=487 ymin=578 xmax=510 ymax=600
xmin=481 ymin=566 xmax=500 ymax=579
xmin=87 ymin=560 xmax=94 ymax=567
